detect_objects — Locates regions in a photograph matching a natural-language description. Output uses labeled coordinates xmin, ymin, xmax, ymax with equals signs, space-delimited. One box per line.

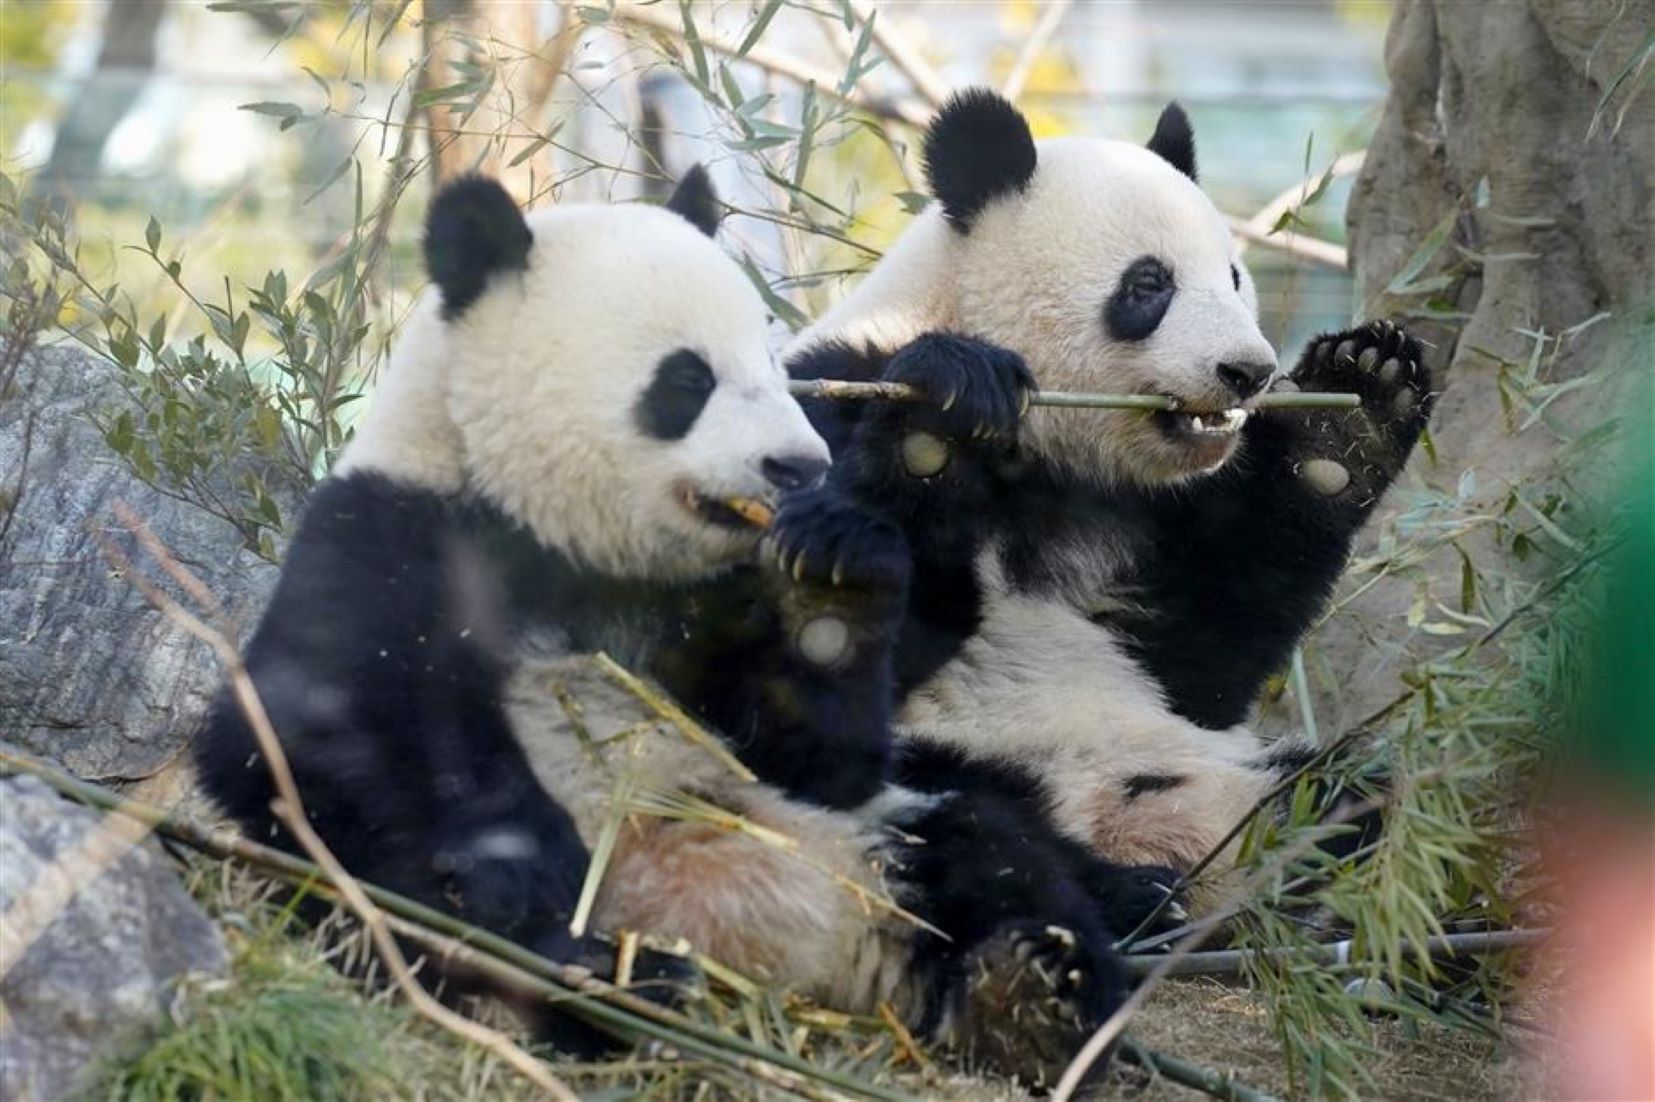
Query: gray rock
xmin=0 ymin=344 xmax=282 ymax=782
xmin=0 ymin=773 xmax=228 ymax=1101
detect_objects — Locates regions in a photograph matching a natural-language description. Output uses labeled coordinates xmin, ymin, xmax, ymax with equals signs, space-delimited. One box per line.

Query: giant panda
xmin=786 ymin=89 xmax=1434 ymax=913
xmin=194 ymin=168 xmax=1170 ymax=1083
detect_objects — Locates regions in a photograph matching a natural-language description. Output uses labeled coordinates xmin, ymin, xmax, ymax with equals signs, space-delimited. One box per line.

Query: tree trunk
xmin=30 ymin=0 xmax=167 ymax=207
xmin=1299 ymin=0 xmax=1654 ymax=730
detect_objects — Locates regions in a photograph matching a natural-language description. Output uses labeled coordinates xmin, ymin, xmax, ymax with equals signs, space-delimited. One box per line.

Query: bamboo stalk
xmin=787 ymin=379 xmax=1361 ymax=411
xmin=1120 ymin=929 xmax=1550 ymax=979
xmin=0 ymin=748 xmax=922 ymax=1102
xmin=1120 ymin=1039 xmax=1283 ymax=1102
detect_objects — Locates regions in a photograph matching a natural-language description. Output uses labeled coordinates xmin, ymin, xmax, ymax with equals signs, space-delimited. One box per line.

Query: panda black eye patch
xmin=1105 ymin=256 xmax=1176 ymax=342
xmin=635 ymin=349 xmax=716 ymax=440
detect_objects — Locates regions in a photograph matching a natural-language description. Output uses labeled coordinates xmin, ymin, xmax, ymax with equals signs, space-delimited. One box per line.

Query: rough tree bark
xmin=1301 ymin=0 xmax=1654 ymax=729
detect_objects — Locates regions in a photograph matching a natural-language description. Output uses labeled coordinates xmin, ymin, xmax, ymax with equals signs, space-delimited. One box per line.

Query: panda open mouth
xmin=1150 ymin=407 xmax=1249 ymax=466
xmin=675 ymin=486 xmax=775 ymax=531
xmin=1151 ymin=408 xmax=1249 ymax=439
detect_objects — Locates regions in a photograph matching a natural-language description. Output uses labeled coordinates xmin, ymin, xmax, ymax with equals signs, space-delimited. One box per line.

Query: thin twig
xmin=1001 ymin=0 xmax=1073 ymax=103
xmin=788 ymin=378 xmax=1361 ymax=411
xmin=1121 ymin=928 xmax=1550 ymax=979
xmin=96 ymin=507 xmax=581 ymax=1102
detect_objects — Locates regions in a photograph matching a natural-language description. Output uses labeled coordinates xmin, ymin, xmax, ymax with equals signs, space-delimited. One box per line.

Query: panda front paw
xmin=1278 ymin=319 xmax=1434 ymax=502
xmin=880 ymin=333 xmax=1034 ymax=477
xmin=941 ymin=920 xmax=1127 ymax=1089
xmin=1089 ymin=863 xmax=1187 ymax=940
xmin=763 ymin=486 xmax=911 ymax=599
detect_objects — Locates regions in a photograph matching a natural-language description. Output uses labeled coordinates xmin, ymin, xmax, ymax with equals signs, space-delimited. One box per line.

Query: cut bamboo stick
xmin=787 ymin=378 xmax=1362 ymax=410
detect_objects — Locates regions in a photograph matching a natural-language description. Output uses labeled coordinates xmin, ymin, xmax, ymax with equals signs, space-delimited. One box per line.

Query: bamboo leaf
xmin=736 ymin=0 xmax=783 ymax=57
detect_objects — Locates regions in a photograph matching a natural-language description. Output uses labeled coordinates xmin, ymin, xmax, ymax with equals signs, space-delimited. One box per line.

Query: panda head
xmin=923 ymin=89 xmax=1277 ymax=487
xmin=425 ymin=170 xmax=829 ymax=581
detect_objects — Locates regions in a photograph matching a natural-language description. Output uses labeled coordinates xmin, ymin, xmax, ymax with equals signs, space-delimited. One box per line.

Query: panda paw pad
xmin=1284 ymin=319 xmax=1434 ymax=495
xmin=883 ymin=332 xmax=1034 ymax=448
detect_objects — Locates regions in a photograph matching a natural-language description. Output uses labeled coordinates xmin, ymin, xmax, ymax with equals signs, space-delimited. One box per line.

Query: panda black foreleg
xmin=1114 ymin=320 xmax=1435 ymax=730
xmin=730 ymin=485 xmax=912 ymax=809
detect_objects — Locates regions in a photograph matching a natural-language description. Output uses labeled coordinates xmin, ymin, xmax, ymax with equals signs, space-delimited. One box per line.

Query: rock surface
xmin=0 ymin=773 xmax=228 ymax=1101
xmin=0 ymin=345 xmax=281 ymax=782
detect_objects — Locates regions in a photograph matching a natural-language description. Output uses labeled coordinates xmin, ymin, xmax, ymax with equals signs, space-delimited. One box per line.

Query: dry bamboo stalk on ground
xmin=1121 ymin=928 xmax=1550 ymax=979
xmin=788 ymin=379 xmax=1362 ymax=410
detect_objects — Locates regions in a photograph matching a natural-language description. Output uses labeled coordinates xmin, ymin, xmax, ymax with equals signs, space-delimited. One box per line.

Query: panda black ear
xmin=923 ymin=88 xmax=1037 ymax=233
xmin=424 ymin=175 xmax=533 ymax=319
xmin=1146 ymin=102 xmax=1197 ymax=182
xmin=665 ymin=165 xmax=721 ymax=238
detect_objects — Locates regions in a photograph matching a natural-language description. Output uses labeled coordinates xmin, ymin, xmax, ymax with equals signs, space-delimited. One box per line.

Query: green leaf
xmin=679 ymin=0 xmax=710 ymax=87
xmin=725 ymin=135 xmax=789 ymax=152
xmin=736 ymin=0 xmax=783 ymax=57
xmin=240 ymin=100 xmax=306 ymax=119
xmin=1386 ymin=208 xmax=1456 ymax=295
xmin=574 ymin=5 xmax=610 ymax=24
xmin=893 ymin=190 xmax=931 ymax=215
xmin=303 ymin=155 xmax=353 ymax=205
xmin=144 ymin=215 xmax=161 ymax=253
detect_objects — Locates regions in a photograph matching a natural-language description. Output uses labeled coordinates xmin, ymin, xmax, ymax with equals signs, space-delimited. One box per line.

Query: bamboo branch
xmin=98 ymin=504 xmax=581 ymax=1102
xmin=609 ymin=1 xmax=929 ymax=127
xmin=1001 ymin=0 xmax=1073 ymax=103
xmin=1121 ymin=928 xmax=1550 ymax=979
xmin=788 ymin=379 xmax=1361 ymax=411
xmin=1120 ymin=1039 xmax=1283 ymax=1102
xmin=847 ymin=1 xmax=950 ymax=108
xmin=0 ymin=747 xmax=924 ymax=1102
xmin=1227 ymin=214 xmax=1348 ymax=271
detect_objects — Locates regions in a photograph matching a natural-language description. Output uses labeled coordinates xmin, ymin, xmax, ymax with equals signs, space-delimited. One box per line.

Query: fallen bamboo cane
xmin=1120 ymin=928 xmax=1549 ymax=979
xmin=0 ymin=748 xmax=923 ymax=1102
xmin=787 ymin=378 xmax=1361 ymax=410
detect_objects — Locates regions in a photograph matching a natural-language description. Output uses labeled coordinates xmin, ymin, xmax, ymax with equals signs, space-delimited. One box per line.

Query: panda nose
xmin=762 ymin=454 xmax=830 ymax=491
xmin=1216 ymin=360 xmax=1273 ymax=401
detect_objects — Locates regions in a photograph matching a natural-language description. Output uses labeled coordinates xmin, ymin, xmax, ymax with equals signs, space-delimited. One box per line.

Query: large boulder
xmin=0 ymin=773 xmax=228 ymax=1100
xmin=0 ymin=344 xmax=282 ymax=783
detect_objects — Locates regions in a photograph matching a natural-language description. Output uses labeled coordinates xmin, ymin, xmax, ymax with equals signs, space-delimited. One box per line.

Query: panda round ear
xmin=923 ymin=88 xmax=1037 ymax=233
xmin=665 ymin=165 xmax=721 ymax=238
xmin=424 ymin=175 xmax=533 ymax=319
xmin=1146 ymin=102 xmax=1197 ymax=182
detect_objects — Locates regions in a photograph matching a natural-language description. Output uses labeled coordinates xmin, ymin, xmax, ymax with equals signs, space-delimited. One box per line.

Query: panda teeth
xmin=1187 ymin=410 xmax=1248 ymax=435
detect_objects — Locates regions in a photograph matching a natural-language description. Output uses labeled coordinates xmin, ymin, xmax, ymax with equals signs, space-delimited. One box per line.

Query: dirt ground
xmin=923 ymin=977 xmax=1547 ymax=1102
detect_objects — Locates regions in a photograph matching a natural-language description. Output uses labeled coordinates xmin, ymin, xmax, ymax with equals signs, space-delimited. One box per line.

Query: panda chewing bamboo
xmin=787 ymin=89 xmax=1435 ymax=913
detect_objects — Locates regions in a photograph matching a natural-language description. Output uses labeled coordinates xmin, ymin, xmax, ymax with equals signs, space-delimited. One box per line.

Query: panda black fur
xmin=195 ymin=170 xmax=1163 ymax=1081
xmin=786 ymin=90 xmax=1434 ymax=912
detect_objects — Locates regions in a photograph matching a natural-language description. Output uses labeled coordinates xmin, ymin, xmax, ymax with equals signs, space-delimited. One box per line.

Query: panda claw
xmin=1335 ymin=339 xmax=1358 ymax=365
xmin=941 ymin=388 xmax=959 ymax=412
xmin=831 ymin=557 xmax=846 ymax=587
xmin=1357 ymin=346 xmax=1381 ymax=373
xmin=792 ymin=552 xmax=809 ymax=583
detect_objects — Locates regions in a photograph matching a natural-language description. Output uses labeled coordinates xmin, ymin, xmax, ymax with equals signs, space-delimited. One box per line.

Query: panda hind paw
xmin=942 ymin=920 xmax=1126 ymax=1089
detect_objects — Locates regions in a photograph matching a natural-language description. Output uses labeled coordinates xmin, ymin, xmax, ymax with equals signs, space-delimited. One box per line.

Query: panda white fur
xmin=195 ymin=169 xmax=1169 ymax=1082
xmin=786 ymin=90 xmax=1434 ymax=913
